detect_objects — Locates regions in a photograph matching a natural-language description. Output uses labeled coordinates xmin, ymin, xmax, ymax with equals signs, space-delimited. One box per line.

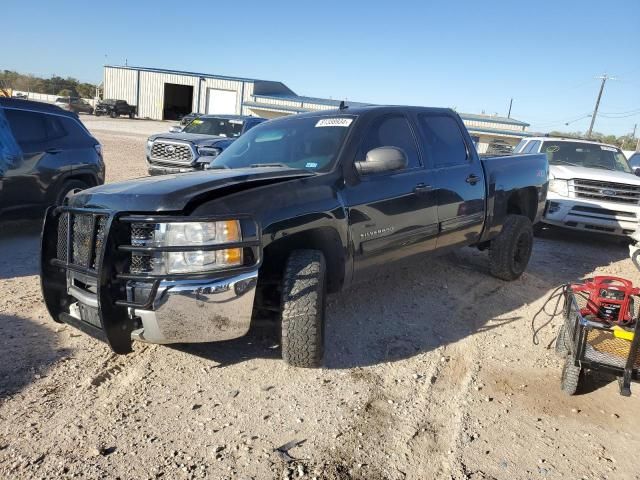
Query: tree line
xmin=0 ymin=70 xmax=98 ymax=99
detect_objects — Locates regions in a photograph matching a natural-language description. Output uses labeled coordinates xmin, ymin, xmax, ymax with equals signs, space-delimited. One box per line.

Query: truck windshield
xmin=183 ymin=118 xmax=244 ymax=137
xmin=215 ymin=116 xmax=354 ymax=171
xmin=541 ymin=141 xmax=632 ymax=173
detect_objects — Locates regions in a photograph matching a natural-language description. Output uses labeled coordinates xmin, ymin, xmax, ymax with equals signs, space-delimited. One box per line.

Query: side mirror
xmin=169 ymin=125 xmax=182 ymax=133
xmin=355 ymin=147 xmax=407 ymax=175
xmin=634 ymin=167 xmax=640 ymax=177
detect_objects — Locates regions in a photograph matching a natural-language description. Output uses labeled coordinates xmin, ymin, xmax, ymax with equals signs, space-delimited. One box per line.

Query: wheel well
xmin=260 ymin=227 xmax=345 ymax=294
xmin=48 ymin=174 xmax=99 ymax=202
xmin=506 ymin=187 xmax=537 ymax=223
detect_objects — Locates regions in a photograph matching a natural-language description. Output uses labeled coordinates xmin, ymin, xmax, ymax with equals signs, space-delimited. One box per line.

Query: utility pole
xmin=507 ymin=98 xmax=513 ymax=118
xmin=586 ymin=74 xmax=615 ymax=139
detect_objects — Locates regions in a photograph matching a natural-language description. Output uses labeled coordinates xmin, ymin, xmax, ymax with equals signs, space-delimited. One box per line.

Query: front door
xmin=343 ymin=114 xmax=439 ymax=283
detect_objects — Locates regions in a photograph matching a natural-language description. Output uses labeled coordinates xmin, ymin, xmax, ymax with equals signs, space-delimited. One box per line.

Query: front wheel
xmin=55 ymin=179 xmax=89 ymax=206
xmin=110 ymin=110 xmax=117 ymax=119
xmin=280 ymin=250 xmax=326 ymax=368
xmin=489 ymin=214 xmax=533 ymax=281
xmin=560 ymin=357 xmax=582 ymax=395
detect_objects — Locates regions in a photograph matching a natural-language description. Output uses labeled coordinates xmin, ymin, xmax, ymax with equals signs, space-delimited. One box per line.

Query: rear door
xmin=416 ymin=113 xmax=487 ymax=249
xmin=344 ymin=113 xmax=439 ymax=282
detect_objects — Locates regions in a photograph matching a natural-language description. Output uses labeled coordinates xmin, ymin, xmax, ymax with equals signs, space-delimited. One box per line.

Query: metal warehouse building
xmin=104 ymin=65 xmax=530 ymax=153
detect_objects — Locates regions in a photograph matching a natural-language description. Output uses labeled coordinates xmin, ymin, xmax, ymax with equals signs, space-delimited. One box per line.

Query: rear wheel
xmin=55 ymin=179 xmax=89 ymax=206
xmin=280 ymin=250 xmax=326 ymax=368
xmin=560 ymin=357 xmax=582 ymax=395
xmin=489 ymin=214 xmax=533 ymax=281
xmin=128 ymin=111 xmax=135 ymax=119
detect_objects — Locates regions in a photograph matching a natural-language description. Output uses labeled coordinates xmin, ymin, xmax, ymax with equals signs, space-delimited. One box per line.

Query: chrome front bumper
xmin=130 ymin=270 xmax=258 ymax=344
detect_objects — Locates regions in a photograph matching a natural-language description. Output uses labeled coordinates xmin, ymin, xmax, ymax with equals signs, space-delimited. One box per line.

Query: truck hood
xmin=148 ymin=132 xmax=232 ymax=147
xmin=550 ymin=164 xmax=640 ymax=185
xmin=71 ymin=167 xmax=316 ymax=212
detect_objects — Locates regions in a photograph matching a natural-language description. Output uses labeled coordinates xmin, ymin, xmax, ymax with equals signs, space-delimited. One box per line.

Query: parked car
xmin=180 ymin=112 xmax=202 ymax=126
xmin=95 ymin=99 xmax=136 ymax=118
xmin=54 ymin=97 xmax=94 ymax=115
xmin=12 ymin=92 xmax=28 ymax=100
xmin=146 ymin=114 xmax=266 ymax=175
xmin=514 ymin=136 xmax=640 ymax=236
xmin=41 ymin=105 xmax=548 ymax=367
xmin=0 ymin=98 xmax=105 ymax=219
xmin=628 ymin=151 xmax=640 ymax=173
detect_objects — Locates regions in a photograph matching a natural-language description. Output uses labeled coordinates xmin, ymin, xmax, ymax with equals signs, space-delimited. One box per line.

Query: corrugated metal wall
xmin=104 ymin=66 xmax=251 ymax=120
xmin=104 ymin=67 xmax=138 ymax=106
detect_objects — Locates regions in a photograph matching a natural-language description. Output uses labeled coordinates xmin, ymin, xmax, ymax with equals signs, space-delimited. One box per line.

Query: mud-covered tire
xmin=560 ymin=357 xmax=582 ymax=395
xmin=280 ymin=250 xmax=326 ymax=368
xmin=555 ymin=324 xmax=570 ymax=357
xmin=55 ymin=179 xmax=89 ymax=206
xmin=489 ymin=214 xmax=533 ymax=281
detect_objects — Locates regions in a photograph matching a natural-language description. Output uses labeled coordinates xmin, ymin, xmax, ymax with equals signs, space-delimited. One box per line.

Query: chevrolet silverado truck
xmin=146 ymin=115 xmax=266 ymax=176
xmin=514 ymin=137 xmax=640 ymax=236
xmin=41 ymin=106 xmax=548 ymax=367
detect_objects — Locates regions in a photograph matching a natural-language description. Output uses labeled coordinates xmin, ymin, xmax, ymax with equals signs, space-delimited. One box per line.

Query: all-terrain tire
xmin=280 ymin=250 xmax=326 ymax=368
xmin=55 ymin=179 xmax=89 ymax=206
xmin=560 ymin=357 xmax=582 ymax=395
xmin=489 ymin=214 xmax=533 ymax=281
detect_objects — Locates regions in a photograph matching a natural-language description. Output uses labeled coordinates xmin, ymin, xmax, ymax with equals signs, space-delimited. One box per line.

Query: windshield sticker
xmin=545 ymin=145 xmax=560 ymax=153
xmin=315 ymin=118 xmax=353 ymax=128
xmin=255 ymin=130 xmax=285 ymax=143
xmin=191 ymin=119 xmax=203 ymax=125
xmin=305 ymin=162 xmax=318 ymax=168
xmin=601 ymin=145 xmax=617 ymax=152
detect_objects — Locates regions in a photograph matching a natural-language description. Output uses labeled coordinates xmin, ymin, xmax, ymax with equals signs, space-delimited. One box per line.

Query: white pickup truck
xmin=514 ymin=137 xmax=640 ymax=236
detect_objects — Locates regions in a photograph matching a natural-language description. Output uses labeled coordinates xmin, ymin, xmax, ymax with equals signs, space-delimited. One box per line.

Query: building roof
xmin=458 ymin=112 xmax=529 ymax=127
xmin=105 ymin=64 xmax=269 ymax=84
xmin=252 ymin=93 xmax=371 ymax=108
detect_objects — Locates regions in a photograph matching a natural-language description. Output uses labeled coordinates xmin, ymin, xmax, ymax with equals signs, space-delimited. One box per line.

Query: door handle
xmin=465 ymin=174 xmax=480 ymax=185
xmin=413 ymin=183 xmax=433 ymax=195
xmin=46 ymin=149 xmax=63 ymax=155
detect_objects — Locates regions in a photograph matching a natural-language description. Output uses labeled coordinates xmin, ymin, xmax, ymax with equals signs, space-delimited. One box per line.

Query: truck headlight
xmin=197 ymin=146 xmax=221 ymax=157
xmin=132 ymin=221 xmax=243 ymax=274
xmin=548 ymin=179 xmax=569 ymax=197
xmin=146 ymin=139 xmax=153 ymax=157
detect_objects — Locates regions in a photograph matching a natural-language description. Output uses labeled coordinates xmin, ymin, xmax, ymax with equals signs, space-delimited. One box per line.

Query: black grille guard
xmin=40 ymin=207 xmax=261 ymax=354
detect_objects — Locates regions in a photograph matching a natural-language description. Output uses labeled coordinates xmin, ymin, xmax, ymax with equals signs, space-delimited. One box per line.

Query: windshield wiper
xmin=250 ymin=163 xmax=289 ymax=168
xmin=586 ymin=165 xmax=615 ymax=171
xmin=551 ymin=160 xmax=580 ymax=167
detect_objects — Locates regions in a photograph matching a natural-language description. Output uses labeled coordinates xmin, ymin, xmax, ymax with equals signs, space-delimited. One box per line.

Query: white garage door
xmin=207 ymin=88 xmax=238 ymax=115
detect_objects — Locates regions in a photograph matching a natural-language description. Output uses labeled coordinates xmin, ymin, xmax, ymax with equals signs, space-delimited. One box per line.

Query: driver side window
xmin=358 ymin=115 xmax=421 ymax=170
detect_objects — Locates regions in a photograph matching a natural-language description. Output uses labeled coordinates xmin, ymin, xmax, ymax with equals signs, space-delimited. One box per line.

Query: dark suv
xmin=0 ymin=98 xmax=105 ymax=219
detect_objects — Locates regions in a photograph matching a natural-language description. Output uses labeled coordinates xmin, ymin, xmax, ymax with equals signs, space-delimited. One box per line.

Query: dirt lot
xmin=1 ymin=117 xmax=639 ymax=480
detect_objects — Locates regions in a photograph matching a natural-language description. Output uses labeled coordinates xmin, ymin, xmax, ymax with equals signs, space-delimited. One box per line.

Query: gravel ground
xmin=1 ymin=117 xmax=640 ymax=480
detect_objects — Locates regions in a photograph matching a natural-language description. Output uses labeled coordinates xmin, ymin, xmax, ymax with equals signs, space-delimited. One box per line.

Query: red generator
xmin=571 ymin=276 xmax=640 ymax=326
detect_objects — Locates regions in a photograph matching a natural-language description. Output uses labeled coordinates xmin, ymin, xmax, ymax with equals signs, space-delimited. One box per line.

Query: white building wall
xmin=198 ymin=78 xmax=246 ymax=115
xmin=103 ymin=67 xmax=138 ymax=106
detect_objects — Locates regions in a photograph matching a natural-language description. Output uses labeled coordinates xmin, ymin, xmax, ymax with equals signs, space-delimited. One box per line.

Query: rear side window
xmin=359 ymin=115 xmax=421 ymax=170
xmin=417 ymin=115 xmax=468 ymax=167
xmin=4 ymin=109 xmax=91 ymax=151
xmin=513 ymin=139 xmax=528 ymax=153
xmin=523 ymin=140 xmax=540 ymax=153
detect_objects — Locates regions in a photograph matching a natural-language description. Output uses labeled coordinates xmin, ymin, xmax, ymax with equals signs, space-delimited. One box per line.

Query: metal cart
xmin=556 ymin=289 xmax=640 ymax=396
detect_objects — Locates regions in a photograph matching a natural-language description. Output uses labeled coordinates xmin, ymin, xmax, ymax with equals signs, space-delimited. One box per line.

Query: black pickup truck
xmin=41 ymin=106 xmax=548 ymax=367
xmin=94 ymin=99 xmax=136 ymax=119
xmin=146 ymin=115 xmax=266 ymax=175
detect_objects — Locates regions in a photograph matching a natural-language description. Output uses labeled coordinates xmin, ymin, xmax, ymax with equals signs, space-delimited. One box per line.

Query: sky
xmin=2 ymin=0 xmax=639 ymax=136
